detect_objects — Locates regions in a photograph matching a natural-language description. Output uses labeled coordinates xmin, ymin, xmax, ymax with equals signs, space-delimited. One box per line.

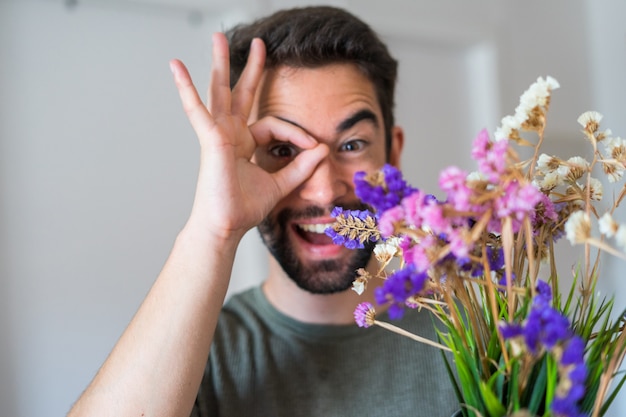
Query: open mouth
xmin=295 ymin=223 xmax=335 ymax=246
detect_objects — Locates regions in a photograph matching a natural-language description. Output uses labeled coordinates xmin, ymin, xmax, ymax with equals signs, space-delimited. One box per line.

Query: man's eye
xmin=340 ymin=140 xmax=367 ymax=152
xmin=269 ymin=143 xmax=299 ymax=158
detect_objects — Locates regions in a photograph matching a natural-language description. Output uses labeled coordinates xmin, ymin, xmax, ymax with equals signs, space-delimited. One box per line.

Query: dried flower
xmin=564 ymin=211 xmax=591 ymax=245
xmin=354 ymin=164 xmax=417 ymax=213
xmin=354 ymin=302 xmax=376 ymax=328
xmin=326 ymin=207 xmax=379 ymax=249
xmin=334 ymin=76 xmax=626 ymax=417
xmin=577 ymin=111 xmax=603 ymax=133
xmin=599 ymin=212 xmax=619 ymax=237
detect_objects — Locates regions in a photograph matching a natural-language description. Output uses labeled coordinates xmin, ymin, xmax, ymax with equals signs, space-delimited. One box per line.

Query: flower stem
xmin=374 ymin=320 xmax=452 ymax=352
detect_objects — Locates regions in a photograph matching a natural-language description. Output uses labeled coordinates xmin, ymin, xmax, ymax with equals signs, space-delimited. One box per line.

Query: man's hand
xmin=170 ymin=33 xmax=328 ymax=243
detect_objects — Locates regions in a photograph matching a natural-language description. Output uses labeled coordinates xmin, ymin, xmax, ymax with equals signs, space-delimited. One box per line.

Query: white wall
xmin=0 ymin=1 xmax=257 ymax=415
xmin=1 ymin=1 xmax=624 ymax=416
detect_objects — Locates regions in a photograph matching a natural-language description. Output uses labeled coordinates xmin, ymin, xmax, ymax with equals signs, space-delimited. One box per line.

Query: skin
xmin=67 ymin=32 xmax=403 ymax=417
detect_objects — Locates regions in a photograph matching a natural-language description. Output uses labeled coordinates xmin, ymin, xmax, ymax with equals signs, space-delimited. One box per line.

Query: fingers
xmin=272 ymin=143 xmax=330 ymax=197
xmin=170 ymin=59 xmax=216 ymax=137
xmin=249 ymin=116 xmax=330 ymax=198
xmin=231 ymin=38 xmax=266 ymax=119
xmin=249 ymin=117 xmax=318 ymax=150
xmin=208 ymin=32 xmax=232 ymax=115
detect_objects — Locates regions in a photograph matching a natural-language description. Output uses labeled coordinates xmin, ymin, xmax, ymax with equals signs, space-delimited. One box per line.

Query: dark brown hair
xmin=226 ymin=6 xmax=398 ymax=155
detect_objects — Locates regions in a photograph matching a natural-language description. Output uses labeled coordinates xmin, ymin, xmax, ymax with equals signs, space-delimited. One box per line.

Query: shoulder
xmin=215 ymin=287 xmax=267 ymax=340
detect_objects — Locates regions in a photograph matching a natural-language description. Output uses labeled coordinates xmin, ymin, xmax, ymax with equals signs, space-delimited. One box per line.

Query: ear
xmin=388 ymin=126 xmax=404 ymax=168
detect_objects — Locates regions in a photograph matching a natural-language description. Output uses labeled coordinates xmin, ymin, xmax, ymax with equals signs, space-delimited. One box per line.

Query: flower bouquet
xmin=327 ymin=77 xmax=626 ymax=417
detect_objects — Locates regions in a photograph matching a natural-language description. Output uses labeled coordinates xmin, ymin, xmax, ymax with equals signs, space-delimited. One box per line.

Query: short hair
xmin=226 ymin=6 xmax=398 ymax=155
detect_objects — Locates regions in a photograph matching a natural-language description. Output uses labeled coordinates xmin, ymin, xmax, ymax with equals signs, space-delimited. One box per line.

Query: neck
xmin=262 ymin=257 xmax=380 ymax=325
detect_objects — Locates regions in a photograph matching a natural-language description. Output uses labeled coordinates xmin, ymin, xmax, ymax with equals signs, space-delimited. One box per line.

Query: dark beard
xmin=257 ymin=204 xmax=374 ymax=294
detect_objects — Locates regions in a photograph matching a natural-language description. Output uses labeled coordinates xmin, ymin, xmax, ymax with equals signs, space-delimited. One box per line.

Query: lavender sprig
xmin=500 ymin=281 xmax=587 ymax=417
xmin=354 ymin=164 xmax=418 ymax=214
xmin=325 ymin=207 xmax=380 ymax=249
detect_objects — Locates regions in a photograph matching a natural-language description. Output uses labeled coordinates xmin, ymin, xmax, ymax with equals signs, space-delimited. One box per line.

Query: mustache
xmin=275 ymin=201 xmax=371 ymax=226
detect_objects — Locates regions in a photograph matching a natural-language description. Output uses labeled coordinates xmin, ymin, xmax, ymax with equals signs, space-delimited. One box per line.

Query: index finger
xmin=249 ymin=117 xmax=319 ymax=150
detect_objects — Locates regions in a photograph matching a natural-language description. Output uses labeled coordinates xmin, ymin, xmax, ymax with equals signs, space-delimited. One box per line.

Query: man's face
xmin=252 ymin=64 xmax=399 ymax=294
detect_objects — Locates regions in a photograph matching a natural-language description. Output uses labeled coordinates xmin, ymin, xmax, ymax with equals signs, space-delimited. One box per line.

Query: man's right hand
xmin=170 ymin=33 xmax=328 ymax=244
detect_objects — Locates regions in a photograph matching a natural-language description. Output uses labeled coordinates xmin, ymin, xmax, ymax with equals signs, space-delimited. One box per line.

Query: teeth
xmin=298 ymin=223 xmax=331 ymax=233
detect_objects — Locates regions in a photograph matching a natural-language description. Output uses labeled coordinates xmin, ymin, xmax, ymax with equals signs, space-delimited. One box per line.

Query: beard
xmin=257 ymin=203 xmax=375 ymax=294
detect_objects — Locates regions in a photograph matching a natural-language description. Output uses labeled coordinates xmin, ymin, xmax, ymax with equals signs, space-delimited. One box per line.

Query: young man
xmin=68 ymin=7 xmax=458 ymax=417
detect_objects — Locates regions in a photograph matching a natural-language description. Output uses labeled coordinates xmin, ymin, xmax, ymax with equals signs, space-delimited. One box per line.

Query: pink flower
xmin=403 ymin=235 xmax=436 ymax=272
xmin=378 ymin=205 xmax=405 ymax=237
xmin=420 ymin=202 xmax=448 ymax=234
xmin=401 ymin=190 xmax=426 ymax=229
xmin=439 ymin=166 xmax=472 ymax=212
xmin=494 ymin=181 xmax=543 ymax=232
xmin=472 ymin=128 xmax=509 ymax=182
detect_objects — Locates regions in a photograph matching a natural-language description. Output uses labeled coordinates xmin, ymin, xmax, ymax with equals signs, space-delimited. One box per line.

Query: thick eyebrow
xmin=273 ymin=108 xmax=379 ymax=136
xmin=336 ymin=109 xmax=379 ymax=134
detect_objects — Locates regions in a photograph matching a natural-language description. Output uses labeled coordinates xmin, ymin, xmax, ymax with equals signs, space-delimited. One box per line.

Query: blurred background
xmin=0 ymin=0 xmax=624 ymax=416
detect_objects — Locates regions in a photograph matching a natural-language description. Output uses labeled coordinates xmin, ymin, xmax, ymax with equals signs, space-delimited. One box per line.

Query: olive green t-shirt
xmin=191 ymin=286 xmax=459 ymax=417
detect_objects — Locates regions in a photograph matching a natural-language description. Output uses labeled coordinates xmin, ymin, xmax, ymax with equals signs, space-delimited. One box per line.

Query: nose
xmin=298 ymin=157 xmax=350 ymax=206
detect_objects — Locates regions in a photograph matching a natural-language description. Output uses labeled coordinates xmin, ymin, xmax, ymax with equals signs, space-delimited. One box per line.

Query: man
xmin=68 ymin=6 xmax=458 ymax=417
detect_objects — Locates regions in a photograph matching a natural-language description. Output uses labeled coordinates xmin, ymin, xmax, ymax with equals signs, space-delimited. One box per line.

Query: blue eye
xmin=269 ymin=143 xmax=300 ymax=158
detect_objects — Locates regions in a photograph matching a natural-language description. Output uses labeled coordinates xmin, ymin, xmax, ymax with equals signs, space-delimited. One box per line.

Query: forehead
xmin=251 ymin=64 xmax=381 ymax=139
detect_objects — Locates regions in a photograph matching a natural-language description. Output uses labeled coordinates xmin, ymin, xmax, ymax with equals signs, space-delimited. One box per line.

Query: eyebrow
xmin=336 ymin=109 xmax=379 ymax=134
xmin=275 ymin=108 xmax=379 ymax=137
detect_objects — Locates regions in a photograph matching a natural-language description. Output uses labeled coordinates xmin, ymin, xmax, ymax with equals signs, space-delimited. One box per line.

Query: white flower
xmin=602 ymin=161 xmax=625 ymax=183
xmin=567 ymin=156 xmax=589 ymax=170
xmin=585 ymin=177 xmax=603 ymax=201
xmin=563 ymin=156 xmax=589 ymax=181
xmin=352 ymin=279 xmax=365 ymax=295
xmin=599 ymin=212 xmax=619 ymax=238
xmin=603 ymin=135 xmax=624 ymax=151
xmin=604 ymin=136 xmax=626 ymax=161
xmin=565 ymin=211 xmax=591 ymax=245
xmin=545 ymin=75 xmax=560 ymax=90
xmin=577 ymin=111 xmax=603 ymax=131
xmin=374 ymin=239 xmax=400 ymax=264
xmin=616 ymin=225 xmax=626 ymax=251
xmin=495 ymin=114 xmax=524 ymax=141
xmin=518 ymin=76 xmax=560 ymax=112
xmin=467 ymin=171 xmax=487 ymax=182
xmin=536 ymin=153 xmax=561 ymax=174
xmin=539 ymin=170 xmax=565 ymax=190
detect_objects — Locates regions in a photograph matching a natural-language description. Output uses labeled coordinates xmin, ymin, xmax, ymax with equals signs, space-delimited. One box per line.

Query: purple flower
xmin=326 ymin=207 xmax=378 ymax=249
xmin=374 ymin=264 xmax=428 ymax=320
xmin=354 ymin=164 xmax=417 ymax=214
xmin=534 ymin=280 xmax=553 ymax=306
xmin=497 ymin=273 xmax=517 ymax=288
xmin=500 ymin=280 xmax=588 ymax=417
xmin=354 ymin=302 xmax=376 ymax=328
xmin=561 ymin=336 xmax=585 ymax=366
xmin=487 ymin=246 xmax=505 ymax=271
xmin=532 ymin=193 xmax=558 ymax=233
xmin=499 ymin=323 xmax=524 ymax=339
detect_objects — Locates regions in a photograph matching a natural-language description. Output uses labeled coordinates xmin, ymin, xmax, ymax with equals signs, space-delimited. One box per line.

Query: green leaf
xmin=526 ymin=357 xmax=548 ymax=414
xmin=479 ymin=381 xmax=507 ymax=417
